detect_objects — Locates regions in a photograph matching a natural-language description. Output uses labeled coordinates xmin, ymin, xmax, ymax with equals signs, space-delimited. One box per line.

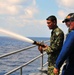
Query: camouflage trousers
xmin=47 ymin=54 xmax=58 ymax=75
xmin=47 ymin=66 xmax=55 ymax=75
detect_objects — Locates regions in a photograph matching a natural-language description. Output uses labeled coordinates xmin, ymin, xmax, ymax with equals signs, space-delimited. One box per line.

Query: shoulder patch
xmin=56 ymin=32 xmax=60 ymax=36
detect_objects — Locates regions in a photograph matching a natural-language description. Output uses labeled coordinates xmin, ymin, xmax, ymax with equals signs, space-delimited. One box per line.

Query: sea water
xmin=0 ymin=37 xmax=49 ymax=75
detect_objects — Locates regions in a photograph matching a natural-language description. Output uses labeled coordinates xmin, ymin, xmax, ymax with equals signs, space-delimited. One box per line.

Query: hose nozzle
xmin=33 ymin=41 xmax=45 ymax=47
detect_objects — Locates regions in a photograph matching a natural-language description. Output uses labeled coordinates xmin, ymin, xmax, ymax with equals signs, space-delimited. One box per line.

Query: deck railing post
xmin=20 ymin=67 xmax=22 ymax=75
xmin=40 ymin=41 xmax=44 ymax=70
xmin=41 ymin=52 xmax=43 ymax=70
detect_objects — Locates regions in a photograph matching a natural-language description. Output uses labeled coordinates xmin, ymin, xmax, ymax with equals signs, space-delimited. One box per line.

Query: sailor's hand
xmin=38 ymin=46 xmax=43 ymax=53
xmin=53 ymin=68 xmax=59 ymax=75
xmin=42 ymin=45 xmax=48 ymax=51
xmin=38 ymin=45 xmax=48 ymax=53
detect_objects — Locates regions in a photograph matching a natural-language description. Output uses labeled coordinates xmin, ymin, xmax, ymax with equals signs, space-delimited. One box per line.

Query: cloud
xmin=0 ymin=0 xmax=39 ymax=28
xmin=23 ymin=5 xmax=38 ymax=19
xmin=17 ymin=19 xmax=45 ymax=27
xmin=5 ymin=0 xmax=21 ymax=4
xmin=57 ymin=0 xmax=74 ymax=9
xmin=0 ymin=0 xmax=38 ymax=16
xmin=0 ymin=0 xmax=20 ymax=15
xmin=58 ymin=10 xmax=67 ymax=18
xmin=57 ymin=0 xmax=74 ymax=24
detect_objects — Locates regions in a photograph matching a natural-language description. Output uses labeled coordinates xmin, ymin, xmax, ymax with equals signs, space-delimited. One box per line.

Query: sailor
xmin=62 ymin=13 xmax=74 ymax=35
xmin=53 ymin=13 xmax=74 ymax=75
xmin=38 ymin=15 xmax=64 ymax=75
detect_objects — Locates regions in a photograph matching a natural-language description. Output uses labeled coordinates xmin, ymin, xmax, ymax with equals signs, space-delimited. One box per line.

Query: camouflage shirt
xmin=46 ymin=26 xmax=64 ymax=54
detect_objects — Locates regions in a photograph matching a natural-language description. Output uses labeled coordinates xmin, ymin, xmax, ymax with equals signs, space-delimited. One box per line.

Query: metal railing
xmin=0 ymin=40 xmax=49 ymax=75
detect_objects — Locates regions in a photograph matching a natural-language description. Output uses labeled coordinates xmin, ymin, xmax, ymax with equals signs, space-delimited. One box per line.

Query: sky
xmin=0 ymin=0 xmax=74 ymax=37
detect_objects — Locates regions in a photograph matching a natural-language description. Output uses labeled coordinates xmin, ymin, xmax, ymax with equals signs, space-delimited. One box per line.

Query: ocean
xmin=0 ymin=37 xmax=49 ymax=75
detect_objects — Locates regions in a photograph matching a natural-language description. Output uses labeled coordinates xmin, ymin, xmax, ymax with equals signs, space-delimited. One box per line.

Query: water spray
xmin=0 ymin=28 xmax=45 ymax=47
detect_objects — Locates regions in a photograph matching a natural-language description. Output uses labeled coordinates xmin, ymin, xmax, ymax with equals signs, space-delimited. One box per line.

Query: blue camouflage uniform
xmin=55 ymin=30 xmax=74 ymax=75
xmin=45 ymin=26 xmax=64 ymax=75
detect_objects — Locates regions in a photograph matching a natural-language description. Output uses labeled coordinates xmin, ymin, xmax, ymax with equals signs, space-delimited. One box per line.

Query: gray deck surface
xmin=29 ymin=67 xmax=62 ymax=75
xmin=29 ymin=73 xmax=47 ymax=75
xmin=29 ymin=67 xmax=47 ymax=75
xmin=29 ymin=63 xmax=65 ymax=75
